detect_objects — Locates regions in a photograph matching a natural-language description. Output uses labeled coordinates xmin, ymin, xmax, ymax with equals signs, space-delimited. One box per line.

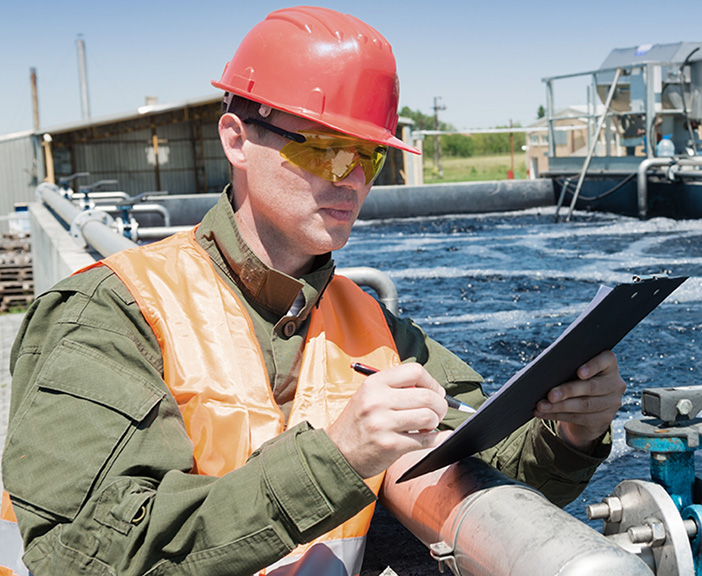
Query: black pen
xmin=350 ymin=362 xmax=475 ymax=414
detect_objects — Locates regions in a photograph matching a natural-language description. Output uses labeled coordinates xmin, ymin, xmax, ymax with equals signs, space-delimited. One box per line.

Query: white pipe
xmin=37 ymin=183 xmax=136 ymax=257
xmin=337 ymin=266 xmax=398 ymax=315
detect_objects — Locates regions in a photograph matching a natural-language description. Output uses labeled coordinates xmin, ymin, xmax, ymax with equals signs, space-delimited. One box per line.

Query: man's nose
xmin=335 ymin=162 xmax=367 ymax=189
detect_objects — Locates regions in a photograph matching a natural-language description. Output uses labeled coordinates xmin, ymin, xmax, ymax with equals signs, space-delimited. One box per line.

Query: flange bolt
xmin=587 ymin=496 xmax=623 ymax=522
xmin=627 ymin=518 xmax=666 ymax=546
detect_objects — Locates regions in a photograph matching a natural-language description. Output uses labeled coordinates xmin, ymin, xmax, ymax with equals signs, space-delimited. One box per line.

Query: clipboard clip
xmin=632 ymin=273 xmax=669 ymax=283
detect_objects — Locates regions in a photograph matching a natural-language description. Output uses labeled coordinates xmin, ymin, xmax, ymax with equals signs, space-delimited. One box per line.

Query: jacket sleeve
xmin=2 ymin=268 xmax=375 ymax=576
xmin=384 ymin=309 xmax=611 ymax=508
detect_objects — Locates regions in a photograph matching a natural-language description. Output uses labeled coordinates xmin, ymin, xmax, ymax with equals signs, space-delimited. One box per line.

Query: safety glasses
xmin=244 ymin=118 xmax=388 ymax=185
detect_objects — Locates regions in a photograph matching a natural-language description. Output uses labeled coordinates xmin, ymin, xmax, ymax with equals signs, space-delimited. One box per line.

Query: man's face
xmin=233 ymin=113 xmax=375 ymax=274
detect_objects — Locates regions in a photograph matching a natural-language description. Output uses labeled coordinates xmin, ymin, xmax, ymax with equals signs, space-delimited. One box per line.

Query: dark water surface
xmin=336 ymin=207 xmax=702 ymax=527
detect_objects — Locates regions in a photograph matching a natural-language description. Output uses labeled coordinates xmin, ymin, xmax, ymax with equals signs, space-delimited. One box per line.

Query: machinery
xmin=542 ymin=42 xmax=702 ymax=220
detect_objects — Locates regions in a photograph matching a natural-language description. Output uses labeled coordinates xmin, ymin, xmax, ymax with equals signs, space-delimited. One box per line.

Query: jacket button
xmin=283 ymin=321 xmax=296 ymax=338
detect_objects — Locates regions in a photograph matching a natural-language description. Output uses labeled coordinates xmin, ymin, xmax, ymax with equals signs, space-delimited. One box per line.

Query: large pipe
xmin=382 ymin=452 xmax=653 ymax=576
xmin=360 ymin=180 xmax=554 ymax=220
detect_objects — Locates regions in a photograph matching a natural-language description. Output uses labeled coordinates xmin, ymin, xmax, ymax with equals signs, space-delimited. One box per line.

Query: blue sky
xmin=2 ymin=0 xmax=702 ymax=136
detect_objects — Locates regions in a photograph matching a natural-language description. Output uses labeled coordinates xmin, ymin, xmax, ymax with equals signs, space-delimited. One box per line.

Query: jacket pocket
xmin=3 ymin=339 xmax=164 ymax=520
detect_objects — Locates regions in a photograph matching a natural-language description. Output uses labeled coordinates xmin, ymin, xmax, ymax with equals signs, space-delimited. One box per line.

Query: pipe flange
xmin=70 ymin=209 xmax=115 ymax=248
xmin=603 ymin=479 xmax=694 ymax=575
xmin=681 ymin=504 xmax=702 ymax=554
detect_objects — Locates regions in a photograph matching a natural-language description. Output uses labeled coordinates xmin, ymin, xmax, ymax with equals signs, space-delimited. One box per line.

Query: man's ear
xmin=218 ymin=113 xmax=247 ymax=169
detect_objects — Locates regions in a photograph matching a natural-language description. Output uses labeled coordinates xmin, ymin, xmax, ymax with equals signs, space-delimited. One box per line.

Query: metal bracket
xmin=429 ymin=541 xmax=459 ymax=575
xmin=641 ymin=386 xmax=702 ymax=425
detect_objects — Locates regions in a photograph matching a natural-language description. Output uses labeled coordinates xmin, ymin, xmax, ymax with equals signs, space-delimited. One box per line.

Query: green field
xmin=423 ymin=154 xmax=527 ymax=183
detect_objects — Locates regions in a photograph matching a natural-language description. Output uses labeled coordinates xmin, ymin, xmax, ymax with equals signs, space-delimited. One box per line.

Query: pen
xmin=350 ymin=362 xmax=476 ymax=414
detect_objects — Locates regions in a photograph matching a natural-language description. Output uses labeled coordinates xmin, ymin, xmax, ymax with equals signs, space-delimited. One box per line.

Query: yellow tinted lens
xmin=280 ymin=132 xmax=387 ymax=184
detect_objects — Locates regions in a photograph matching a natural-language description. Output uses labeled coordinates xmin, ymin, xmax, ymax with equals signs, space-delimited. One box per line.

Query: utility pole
xmin=433 ymin=96 xmax=446 ymax=178
xmin=509 ymin=119 xmax=515 ymax=179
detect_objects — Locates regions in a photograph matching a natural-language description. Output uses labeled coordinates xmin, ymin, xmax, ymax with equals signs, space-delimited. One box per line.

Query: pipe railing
xmin=36 ymin=183 xmax=401 ymax=314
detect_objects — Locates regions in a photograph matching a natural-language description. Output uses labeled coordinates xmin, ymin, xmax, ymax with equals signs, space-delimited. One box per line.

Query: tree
xmin=398 ymin=106 xmax=525 ymax=158
xmin=537 ymin=105 xmax=546 ymax=119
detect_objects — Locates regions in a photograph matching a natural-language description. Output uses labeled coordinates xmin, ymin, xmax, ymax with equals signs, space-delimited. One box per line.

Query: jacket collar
xmin=197 ymin=189 xmax=335 ymax=319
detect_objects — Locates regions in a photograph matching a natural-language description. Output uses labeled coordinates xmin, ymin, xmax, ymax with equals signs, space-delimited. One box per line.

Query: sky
xmin=2 ymin=0 xmax=702 ymax=137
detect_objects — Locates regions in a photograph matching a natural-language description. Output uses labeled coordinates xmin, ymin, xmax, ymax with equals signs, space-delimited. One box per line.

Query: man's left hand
xmin=534 ymin=350 xmax=625 ymax=453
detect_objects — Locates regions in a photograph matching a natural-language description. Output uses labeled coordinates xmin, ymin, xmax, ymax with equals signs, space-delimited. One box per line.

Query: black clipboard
xmin=398 ymin=275 xmax=688 ymax=483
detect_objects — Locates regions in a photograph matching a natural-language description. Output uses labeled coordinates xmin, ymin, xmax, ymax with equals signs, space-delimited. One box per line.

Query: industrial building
xmin=0 ymin=94 xmax=418 ymax=233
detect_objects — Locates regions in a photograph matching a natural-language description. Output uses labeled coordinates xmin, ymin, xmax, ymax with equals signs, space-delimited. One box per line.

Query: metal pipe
xmin=134 ymin=226 xmax=192 ymax=242
xmin=79 ymin=216 xmax=136 ymax=257
xmin=636 ymin=157 xmax=702 ymax=218
xmin=37 ymin=182 xmax=136 ymax=257
xmin=546 ymin=80 xmax=555 ymax=158
xmin=98 ymin=204 xmax=172 ymax=227
xmin=382 ymin=452 xmax=653 ymax=576
xmin=645 ymin=63 xmax=658 ymax=159
xmin=337 ymin=266 xmax=399 ymax=316
xmin=566 ymin=67 xmax=622 ymax=222
xmin=79 ymin=191 xmax=131 ymax=202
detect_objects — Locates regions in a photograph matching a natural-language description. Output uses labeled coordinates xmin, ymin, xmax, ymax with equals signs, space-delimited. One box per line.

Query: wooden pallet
xmin=0 ymin=294 xmax=33 ymax=313
xmin=0 ymin=233 xmax=34 ymax=312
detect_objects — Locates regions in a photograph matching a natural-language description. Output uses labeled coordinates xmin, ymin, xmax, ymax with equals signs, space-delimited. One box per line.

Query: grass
xmin=423 ymin=154 xmax=527 ymax=184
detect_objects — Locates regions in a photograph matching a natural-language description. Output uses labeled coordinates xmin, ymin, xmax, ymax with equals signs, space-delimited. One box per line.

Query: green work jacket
xmin=2 ymin=191 xmax=610 ymax=575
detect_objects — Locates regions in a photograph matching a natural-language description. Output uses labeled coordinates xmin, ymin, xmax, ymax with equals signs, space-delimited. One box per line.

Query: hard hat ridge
xmin=212 ymin=6 xmax=419 ymax=154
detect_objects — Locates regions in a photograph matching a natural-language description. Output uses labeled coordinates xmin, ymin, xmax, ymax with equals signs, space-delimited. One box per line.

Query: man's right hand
xmin=326 ymin=363 xmax=448 ymax=478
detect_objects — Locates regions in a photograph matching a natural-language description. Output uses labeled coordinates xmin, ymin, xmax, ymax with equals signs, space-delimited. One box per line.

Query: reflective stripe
xmin=0 ymin=520 xmax=28 ymax=576
xmin=266 ymin=536 xmax=367 ymax=576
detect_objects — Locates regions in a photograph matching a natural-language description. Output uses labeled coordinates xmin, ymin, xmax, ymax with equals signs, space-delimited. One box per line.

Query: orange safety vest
xmin=98 ymin=228 xmax=400 ymax=575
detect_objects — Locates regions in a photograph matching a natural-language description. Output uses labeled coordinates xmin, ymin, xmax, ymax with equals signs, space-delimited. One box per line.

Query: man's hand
xmin=326 ymin=363 xmax=449 ymax=478
xmin=534 ymin=350 xmax=625 ymax=453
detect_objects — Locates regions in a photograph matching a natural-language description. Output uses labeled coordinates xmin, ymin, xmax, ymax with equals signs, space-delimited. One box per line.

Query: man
xmin=1 ymin=6 xmax=624 ymax=576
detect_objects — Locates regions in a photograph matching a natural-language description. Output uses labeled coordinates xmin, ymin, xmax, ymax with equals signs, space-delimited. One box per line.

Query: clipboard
xmin=397 ymin=275 xmax=688 ymax=483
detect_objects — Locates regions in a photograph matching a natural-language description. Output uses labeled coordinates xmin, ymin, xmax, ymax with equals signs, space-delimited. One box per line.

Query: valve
xmin=113 ymin=191 xmax=167 ymax=241
xmin=55 ymin=171 xmax=90 ymax=199
xmin=77 ymin=179 xmax=119 ymax=211
xmin=589 ymin=386 xmax=702 ymax=574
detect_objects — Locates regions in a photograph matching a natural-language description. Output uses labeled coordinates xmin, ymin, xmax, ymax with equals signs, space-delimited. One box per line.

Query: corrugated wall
xmin=0 ymin=133 xmax=39 ymax=214
xmin=61 ymin=111 xmax=228 ymax=196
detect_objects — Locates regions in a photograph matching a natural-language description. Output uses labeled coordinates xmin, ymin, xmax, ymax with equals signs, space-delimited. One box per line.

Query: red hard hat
xmin=212 ymin=6 xmax=419 ymax=154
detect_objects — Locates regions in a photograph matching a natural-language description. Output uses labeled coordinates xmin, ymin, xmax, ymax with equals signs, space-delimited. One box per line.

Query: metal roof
xmin=35 ymin=93 xmax=222 ymax=136
xmin=599 ymin=42 xmax=702 ymax=70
